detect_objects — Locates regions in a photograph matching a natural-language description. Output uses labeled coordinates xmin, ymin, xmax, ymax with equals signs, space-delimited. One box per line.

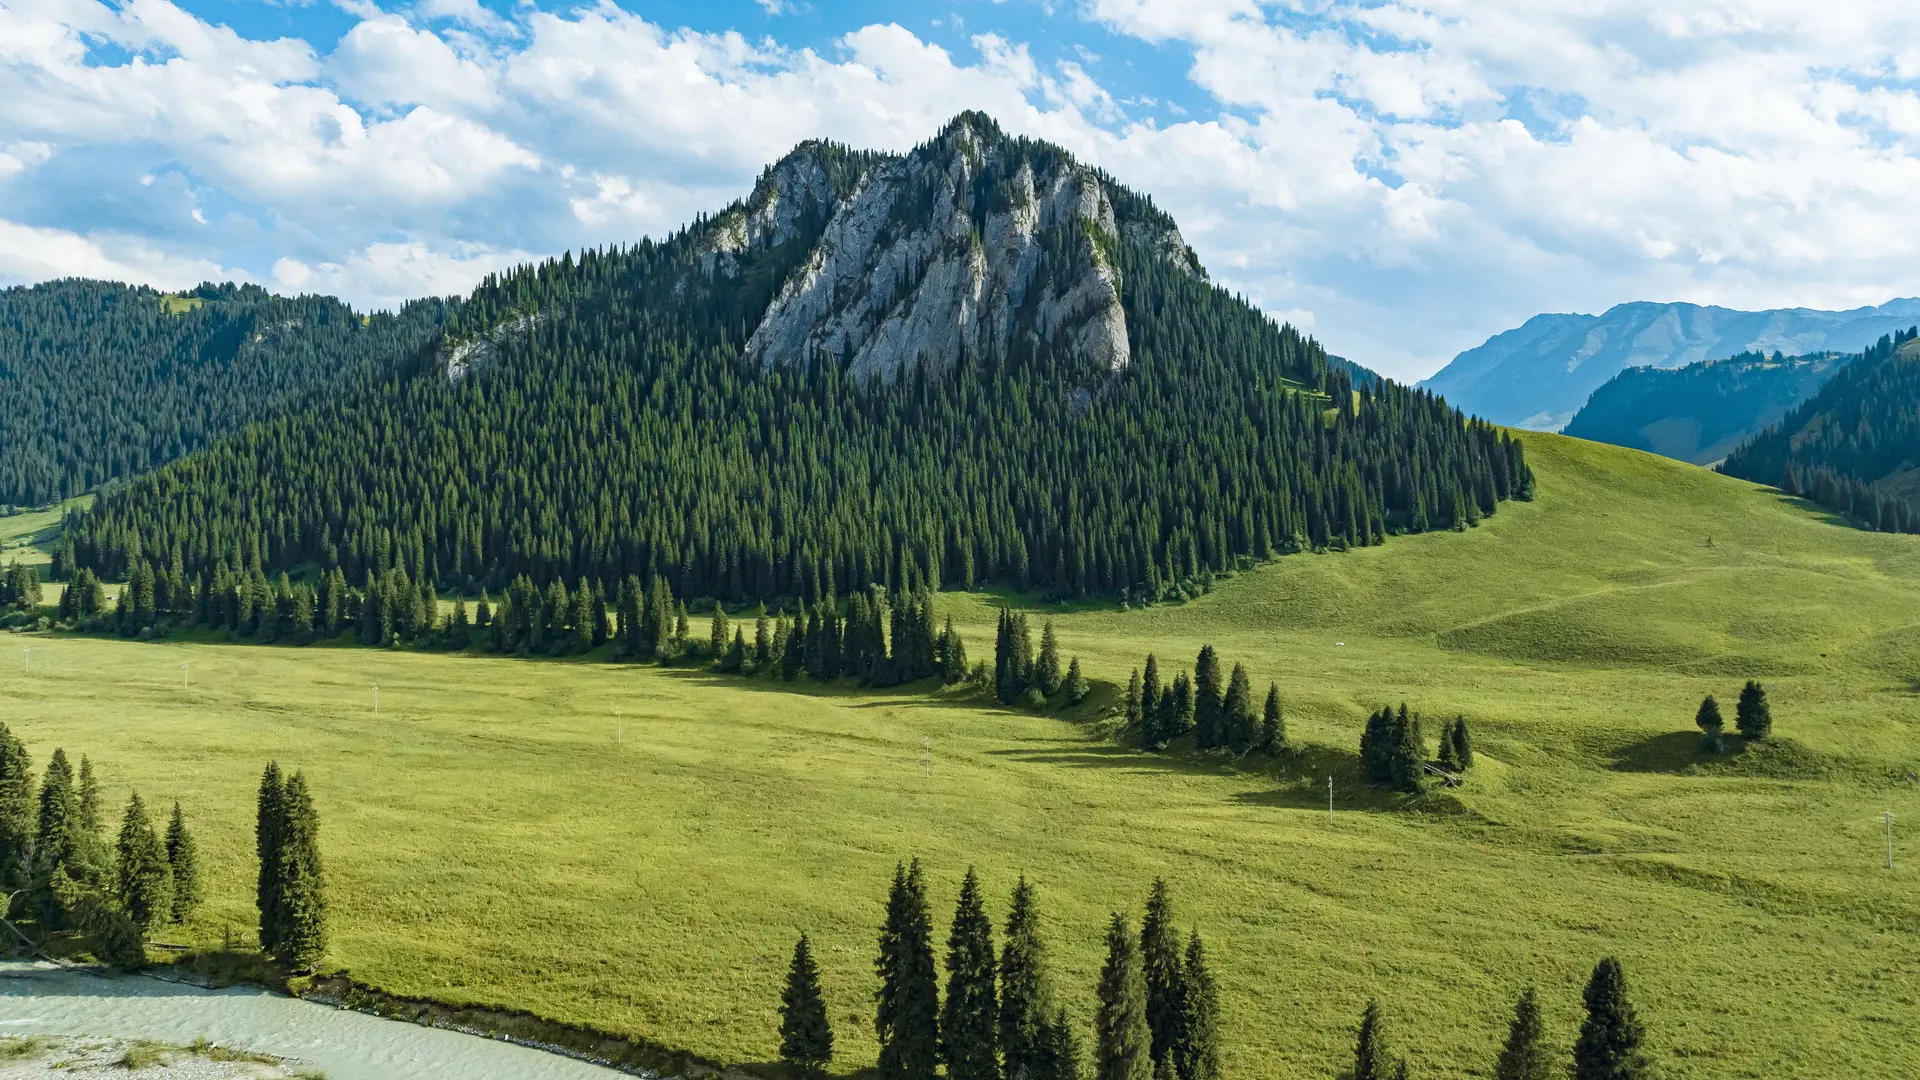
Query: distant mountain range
xmin=1562 ymin=350 xmax=1847 ymax=466
xmin=1421 ymin=298 xmax=1920 ymax=431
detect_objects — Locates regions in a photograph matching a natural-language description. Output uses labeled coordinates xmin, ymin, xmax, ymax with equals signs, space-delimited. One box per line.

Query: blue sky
xmin=6 ymin=0 xmax=1920 ymax=380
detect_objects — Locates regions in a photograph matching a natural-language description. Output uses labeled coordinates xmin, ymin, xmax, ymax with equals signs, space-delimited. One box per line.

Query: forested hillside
xmin=1563 ymin=349 xmax=1845 ymax=464
xmin=1720 ymin=328 xmax=1920 ymax=532
xmin=65 ymin=115 xmax=1529 ymax=609
xmin=0 ymin=280 xmax=454 ymax=505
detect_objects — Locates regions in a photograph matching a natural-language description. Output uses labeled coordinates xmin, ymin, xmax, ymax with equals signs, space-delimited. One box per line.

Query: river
xmin=0 ymin=961 xmax=637 ymax=1079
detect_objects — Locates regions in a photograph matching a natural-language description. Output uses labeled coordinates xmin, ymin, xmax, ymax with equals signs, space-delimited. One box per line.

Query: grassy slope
xmin=6 ymin=434 xmax=1918 ymax=1079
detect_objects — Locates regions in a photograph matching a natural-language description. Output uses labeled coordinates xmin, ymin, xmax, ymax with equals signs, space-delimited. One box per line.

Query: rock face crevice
xmin=728 ymin=116 xmax=1198 ymax=380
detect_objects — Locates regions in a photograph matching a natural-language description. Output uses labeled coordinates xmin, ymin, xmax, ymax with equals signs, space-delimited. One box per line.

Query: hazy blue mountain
xmin=1562 ymin=350 xmax=1846 ymax=465
xmin=1421 ymin=298 xmax=1920 ymax=430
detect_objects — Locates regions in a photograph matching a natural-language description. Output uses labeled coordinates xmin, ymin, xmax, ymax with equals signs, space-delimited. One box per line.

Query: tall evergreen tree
xmin=77 ymin=756 xmax=102 ymax=844
xmin=944 ymin=868 xmax=999 ymax=1080
xmin=1449 ymin=715 xmax=1473 ymax=770
xmin=35 ymin=749 xmax=81 ymax=881
xmin=255 ymin=762 xmax=287 ymax=953
xmin=1125 ymin=669 xmax=1144 ymax=733
xmin=1352 ymin=999 xmax=1391 ymax=1080
xmin=1094 ymin=913 xmax=1151 ymax=1080
xmin=0 ymin=725 xmax=32 ymax=888
xmin=1222 ymin=663 xmax=1256 ymax=753
xmin=1574 ymin=958 xmax=1651 ymax=1080
xmin=1141 ymin=656 xmax=1163 ymax=731
xmin=1494 ymin=987 xmax=1551 ymax=1080
xmin=999 ymin=878 xmax=1053 ymax=1080
xmin=1139 ymin=881 xmax=1184 ymax=1071
xmin=1695 ymin=694 xmax=1725 ymax=753
xmin=1192 ymin=647 xmax=1223 ymax=749
xmin=1036 ymin=1007 xmax=1081 ymax=1080
xmin=1065 ymin=658 xmax=1089 ymax=705
xmin=1388 ymin=705 xmax=1427 ymax=794
xmin=780 ymin=932 xmax=835 ymax=1080
xmin=1035 ymin=622 xmax=1063 ymax=698
xmin=1735 ymin=680 xmax=1772 ymax=740
xmin=274 ymin=771 xmax=327 ymax=971
xmin=876 ymin=860 xmax=941 ymax=1080
xmin=1165 ymin=673 xmax=1193 ymax=739
xmin=1174 ymin=932 xmax=1218 ymax=1080
xmin=1258 ymin=683 xmax=1285 ymax=754
xmin=164 ymin=801 xmax=202 ymax=923
xmin=114 ymin=793 xmax=173 ymax=936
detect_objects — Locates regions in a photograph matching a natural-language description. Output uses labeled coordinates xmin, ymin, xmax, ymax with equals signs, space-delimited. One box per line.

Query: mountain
xmin=1561 ymin=349 xmax=1847 ymax=465
xmin=1720 ymin=329 xmax=1920 ymax=533
xmin=1422 ymin=298 xmax=1920 ymax=431
xmin=0 ymin=280 xmax=453 ymax=506
xmin=65 ymin=113 xmax=1528 ymax=613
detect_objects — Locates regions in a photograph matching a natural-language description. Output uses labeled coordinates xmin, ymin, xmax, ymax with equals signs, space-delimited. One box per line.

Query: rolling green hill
xmin=7 ymin=431 xmax=1917 ymax=1079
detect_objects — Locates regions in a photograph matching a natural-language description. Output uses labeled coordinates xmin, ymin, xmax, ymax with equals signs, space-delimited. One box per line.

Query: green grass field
xmin=5 ymin=433 xmax=1917 ymax=1079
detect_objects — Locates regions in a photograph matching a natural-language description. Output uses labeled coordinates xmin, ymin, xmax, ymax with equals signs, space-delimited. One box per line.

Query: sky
xmin=5 ymin=1 xmax=1920 ymax=380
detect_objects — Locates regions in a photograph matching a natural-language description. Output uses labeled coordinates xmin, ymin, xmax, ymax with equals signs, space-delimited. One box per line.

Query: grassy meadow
xmin=3 ymin=433 xmax=1918 ymax=1079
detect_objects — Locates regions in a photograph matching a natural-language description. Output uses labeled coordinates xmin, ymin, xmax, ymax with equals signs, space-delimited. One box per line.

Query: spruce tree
xmin=1125 ymin=669 xmax=1144 ymax=734
xmin=1192 ymin=647 xmax=1223 ymax=749
xmin=1259 ymin=683 xmax=1284 ymax=754
xmin=1036 ymin=622 xmax=1062 ymax=698
xmin=165 ymin=801 xmax=202 ymax=923
xmin=1175 ymin=932 xmax=1218 ymax=1080
xmin=780 ymin=932 xmax=835 ymax=1080
xmin=1449 ymin=715 xmax=1473 ymax=770
xmin=943 ymin=868 xmax=999 ymax=1080
xmin=756 ymin=608 xmax=774 ymax=668
xmin=1036 ymin=1007 xmax=1081 ymax=1080
xmin=999 ymin=878 xmax=1053 ymax=1080
xmin=1352 ymin=999 xmax=1391 ymax=1080
xmin=784 ymin=616 xmax=807 ymax=680
xmin=1387 ymin=706 xmax=1427 ymax=794
xmin=1139 ymin=881 xmax=1184 ymax=1071
xmin=1494 ymin=987 xmax=1551 ymax=1080
xmin=1166 ymin=673 xmax=1193 ymax=738
xmin=942 ymin=618 xmax=970 ymax=685
xmin=1222 ymin=663 xmax=1256 ymax=753
xmin=0 ymin=725 xmax=32 ymax=889
xmin=1574 ymin=958 xmax=1651 ymax=1080
xmin=709 ymin=606 xmax=730 ymax=662
xmin=1695 ymin=695 xmax=1725 ymax=753
xmin=727 ymin=627 xmax=748 ymax=673
xmin=1011 ymin=614 xmax=1034 ymax=691
xmin=114 ymin=793 xmax=173 ymax=937
xmin=1065 ymin=658 xmax=1089 ymax=705
xmin=1735 ymin=680 xmax=1772 ymax=740
xmin=1094 ymin=912 xmax=1151 ymax=1080
xmin=35 ymin=749 xmax=79 ymax=880
xmin=876 ymin=860 xmax=940 ymax=1080
xmin=1437 ymin=718 xmax=1461 ymax=772
xmin=275 ymin=771 xmax=327 ymax=971
xmin=77 ymin=755 xmax=102 ymax=844
xmin=1141 ymin=656 xmax=1163 ymax=730
xmin=255 ymin=762 xmax=286 ymax=954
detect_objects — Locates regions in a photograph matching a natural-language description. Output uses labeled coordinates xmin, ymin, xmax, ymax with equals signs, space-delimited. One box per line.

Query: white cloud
xmin=0 ymin=217 xmax=244 ymax=287
xmin=271 ymin=240 xmax=530 ymax=307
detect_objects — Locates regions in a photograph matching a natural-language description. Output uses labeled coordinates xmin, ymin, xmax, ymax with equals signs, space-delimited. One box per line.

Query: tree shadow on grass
xmin=1609 ymin=730 xmax=1843 ymax=780
xmin=1225 ymin=744 xmax=1402 ymax=812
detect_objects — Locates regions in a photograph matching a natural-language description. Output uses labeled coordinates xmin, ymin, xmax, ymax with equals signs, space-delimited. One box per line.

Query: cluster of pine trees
xmin=255 ymin=763 xmax=327 ymax=971
xmin=0 ymin=561 xmax=42 ymax=616
xmin=0 ymin=280 xmax=454 ymax=506
xmin=0 ymin=724 xmax=202 ymax=967
xmin=780 ymin=870 xmax=1219 ymax=1080
xmin=1125 ymin=647 xmax=1285 ymax=754
xmin=992 ymin=612 xmax=1088 ymax=709
xmin=1352 ymin=957 xmax=1654 ymax=1080
xmin=1693 ymin=681 xmax=1772 ymax=753
xmin=60 ymin=121 xmax=1531 ymax=613
xmin=1360 ymin=706 xmax=1473 ymax=794
xmin=1720 ymin=327 xmax=1920 ymax=533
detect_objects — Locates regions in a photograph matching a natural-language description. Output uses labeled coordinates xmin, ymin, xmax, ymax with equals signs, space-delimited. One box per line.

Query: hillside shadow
xmin=1610 ymin=731 xmax=1844 ymax=780
xmin=1226 ymin=743 xmax=1395 ymax=811
xmin=1610 ymin=730 xmax=1718 ymax=774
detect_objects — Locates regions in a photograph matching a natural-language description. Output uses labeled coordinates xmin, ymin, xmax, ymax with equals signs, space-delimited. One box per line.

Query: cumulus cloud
xmin=3 ymin=0 xmax=1920 ymax=378
xmin=0 ymin=217 xmax=245 ymax=287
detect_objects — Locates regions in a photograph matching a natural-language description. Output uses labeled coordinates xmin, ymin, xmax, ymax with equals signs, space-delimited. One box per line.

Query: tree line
xmin=0 ymin=723 xmax=203 ymax=967
xmin=60 ymin=121 xmax=1531 ymax=613
xmin=1122 ymin=646 xmax=1286 ymax=755
xmin=780 ymin=870 xmax=1219 ymax=1080
xmin=0 ymin=279 xmax=453 ymax=507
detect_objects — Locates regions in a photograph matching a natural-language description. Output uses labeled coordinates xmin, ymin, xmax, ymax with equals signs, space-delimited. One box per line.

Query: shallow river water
xmin=0 ymin=961 xmax=634 ymax=1079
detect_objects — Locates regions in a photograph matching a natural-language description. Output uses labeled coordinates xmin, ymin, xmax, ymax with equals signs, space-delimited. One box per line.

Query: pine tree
xmin=1735 ymin=680 xmax=1772 ymax=740
xmin=1192 ymin=647 xmax=1222 ymax=749
xmin=255 ymin=762 xmax=286 ymax=954
xmin=941 ymin=617 xmax=970 ymax=685
xmin=944 ymin=868 xmax=999 ymax=1080
xmin=784 ymin=615 xmax=807 ymax=680
xmin=0 ymin=724 xmax=32 ymax=889
xmin=275 ymin=771 xmax=327 ymax=971
xmin=1125 ymin=669 xmax=1144 ymax=733
xmin=1449 ymin=715 xmax=1473 ymax=770
xmin=1387 ymin=706 xmax=1427 ymax=794
xmin=570 ymin=577 xmax=596 ymax=653
xmin=1574 ymin=958 xmax=1651 ymax=1080
xmin=1494 ymin=987 xmax=1551 ymax=1080
xmin=35 ymin=748 xmax=78 ymax=878
xmin=1065 ymin=658 xmax=1089 ymax=705
xmin=710 ymin=606 xmax=730 ymax=663
xmin=1036 ymin=1007 xmax=1081 ymax=1080
xmin=1094 ymin=912 xmax=1151 ymax=1080
xmin=1035 ymin=622 xmax=1062 ymax=698
xmin=999 ymin=878 xmax=1053 ymax=1080
xmin=1141 ymin=656 xmax=1163 ymax=732
xmin=1258 ymin=683 xmax=1284 ymax=754
xmin=780 ymin=932 xmax=835 ymax=1080
xmin=755 ymin=608 xmax=773 ymax=668
xmin=114 ymin=793 xmax=173 ymax=937
xmin=1165 ymin=672 xmax=1193 ymax=738
xmin=77 ymin=755 xmax=102 ymax=844
xmin=1437 ymin=718 xmax=1461 ymax=772
xmin=1174 ymin=932 xmax=1218 ymax=1080
xmin=1139 ymin=881 xmax=1184 ymax=1071
xmin=164 ymin=801 xmax=202 ymax=923
xmin=1695 ymin=695 xmax=1725 ymax=753
xmin=726 ymin=627 xmax=748 ymax=673
xmin=1222 ymin=663 xmax=1256 ymax=754
xmin=1011 ymin=614 xmax=1034 ymax=691
xmin=876 ymin=860 xmax=940 ymax=1080
xmin=1353 ymin=999 xmax=1390 ymax=1080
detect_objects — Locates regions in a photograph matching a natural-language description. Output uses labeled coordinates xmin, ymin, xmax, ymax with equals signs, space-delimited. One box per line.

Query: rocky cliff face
xmin=701 ymin=115 xmax=1199 ymax=380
